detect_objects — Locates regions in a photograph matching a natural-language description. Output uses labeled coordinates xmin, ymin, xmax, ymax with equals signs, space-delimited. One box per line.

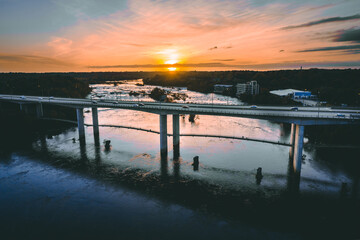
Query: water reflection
xmin=79 ymin=137 xmax=88 ymax=161
xmin=2 ymin=79 xmax=360 ymax=238
xmin=351 ymin=176 xmax=359 ymax=199
xmin=286 ymin=158 xmax=300 ymax=195
xmin=160 ymin=153 xmax=168 ymax=180
xmin=255 ymin=167 xmax=263 ymax=185
xmin=40 ymin=135 xmax=48 ymax=154
xmin=3 ymin=128 xmax=360 ymax=238
xmin=172 ymin=157 xmax=181 ymax=181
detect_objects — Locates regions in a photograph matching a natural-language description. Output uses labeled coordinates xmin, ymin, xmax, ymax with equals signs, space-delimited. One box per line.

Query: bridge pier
xmin=293 ymin=125 xmax=305 ymax=173
xmin=92 ymin=107 xmax=100 ymax=146
xmin=160 ymin=114 xmax=168 ymax=158
xmin=19 ymin=104 xmax=29 ymax=114
xmin=289 ymin=123 xmax=296 ymax=159
xmin=36 ymin=103 xmax=43 ymax=118
xmin=76 ymin=108 xmax=85 ymax=141
xmin=173 ymin=114 xmax=180 ymax=159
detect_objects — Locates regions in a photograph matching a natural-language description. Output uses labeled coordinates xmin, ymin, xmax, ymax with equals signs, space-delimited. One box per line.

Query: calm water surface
xmin=1 ymin=80 xmax=359 ymax=239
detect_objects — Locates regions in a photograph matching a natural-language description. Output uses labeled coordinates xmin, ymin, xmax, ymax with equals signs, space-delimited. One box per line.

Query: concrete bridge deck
xmin=1 ymin=94 xmax=360 ymax=125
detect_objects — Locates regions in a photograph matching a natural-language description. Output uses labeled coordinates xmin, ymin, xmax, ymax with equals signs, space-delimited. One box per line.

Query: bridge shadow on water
xmin=0 ymin=131 xmax=358 ymax=239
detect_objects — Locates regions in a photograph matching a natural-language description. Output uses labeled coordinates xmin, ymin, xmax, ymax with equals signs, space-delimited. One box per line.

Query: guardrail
xmin=2 ymin=94 xmax=360 ymax=121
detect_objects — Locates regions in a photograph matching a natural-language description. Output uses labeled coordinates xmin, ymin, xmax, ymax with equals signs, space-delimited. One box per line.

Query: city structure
xmin=270 ymin=89 xmax=313 ymax=99
xmin=213 ymin=84 xmax=233 ymax=94
xmin=236 ymin=81 xmax=260 ymax=96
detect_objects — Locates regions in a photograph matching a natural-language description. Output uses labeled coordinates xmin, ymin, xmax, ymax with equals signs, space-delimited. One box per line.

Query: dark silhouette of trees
xmin=0 ymin=73 xmax=91 ymax=98
xmin=142 ymin=69 xmax=360 ymax=106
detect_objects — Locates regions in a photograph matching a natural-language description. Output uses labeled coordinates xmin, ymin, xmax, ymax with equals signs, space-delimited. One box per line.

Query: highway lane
xmin=1 ymin=94 xmax=360 ymax=121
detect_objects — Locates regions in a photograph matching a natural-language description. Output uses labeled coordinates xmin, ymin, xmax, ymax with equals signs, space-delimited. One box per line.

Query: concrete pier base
xmin=79 ymin=136 xmax=87 ymax=161
xmin=293 ymin=125 xmax=304 ymax=173
xmin=24 ymin=105 xmax=29 ymax=114
xmin=287 ymin=158 xmax=300 ymax=195
xmin=173 ymin=114 xmax=180 ymax=159
xmin=20 ymin=104 xmax=28 ymax=113
xmin=289 ymin=123 xmax=296 ymax=159
xmin=76 ymin=108 xmax=85 ymax=142
xmin=160 ymin=114 xmax=168 ymax=158
xmin=36 ymin=103 xmax=43 ymax=118
xmin=92 ymin=107 xmax=100 ymax=146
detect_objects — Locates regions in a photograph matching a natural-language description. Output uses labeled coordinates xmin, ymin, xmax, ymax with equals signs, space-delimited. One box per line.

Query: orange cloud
xmin=1 ymin=0 xmax=359 ymax=71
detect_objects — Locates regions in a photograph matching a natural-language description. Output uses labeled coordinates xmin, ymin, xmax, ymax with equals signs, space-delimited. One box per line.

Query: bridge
xmin=1 ymin=94 xmax=360 ymax=175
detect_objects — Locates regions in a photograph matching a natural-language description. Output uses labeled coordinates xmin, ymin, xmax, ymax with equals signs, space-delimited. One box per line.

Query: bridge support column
xmin=289 ymin=123 xmax=296 ymax=159
xmin=173 ymin=114 xmax=180 ymax=159
xmin=92 ymin=107 xmax=100 ymax=146
xmin=36 ymin=103 xmax=43 ymax=118
xmin=76 ymin=108 xmax=85 ymax=141
xmin=19 ymin=104 xmax=28 ymax=113
xmin=160 ymin=114 xmax=168 ymax=158
xmin=293 ymin=125 xmax=304 ymax=173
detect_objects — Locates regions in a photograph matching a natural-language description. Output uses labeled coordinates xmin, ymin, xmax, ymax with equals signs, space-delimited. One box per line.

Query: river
xmin=0 ymin=79 xmax=359 ymax=239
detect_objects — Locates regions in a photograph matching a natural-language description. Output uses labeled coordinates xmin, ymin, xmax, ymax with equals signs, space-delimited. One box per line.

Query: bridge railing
xmin=1 ymin=94 xmax=359 ymax=121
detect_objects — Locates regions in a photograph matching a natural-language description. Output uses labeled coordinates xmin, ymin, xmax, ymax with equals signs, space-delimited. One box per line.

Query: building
xmin=213 ymin=84 xmax=233 ymax=94
xmin=270 ymin=89 xmax=317 ymax=106
xmin=293 ymin=91 xmax=312 ymax=99
xmin=270 ymin=89 xmax=312 ymax=99
xmin=236 ymin=80 xmax=260 ymax=96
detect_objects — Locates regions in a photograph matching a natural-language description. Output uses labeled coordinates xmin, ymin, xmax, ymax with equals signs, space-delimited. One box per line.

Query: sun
xmin=154 ymin=48 xmax=183 ymax=71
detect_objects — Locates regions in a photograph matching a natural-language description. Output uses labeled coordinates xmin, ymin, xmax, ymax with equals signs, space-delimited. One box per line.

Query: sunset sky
xmin=0 ymin=0 xmax=359 ymax=72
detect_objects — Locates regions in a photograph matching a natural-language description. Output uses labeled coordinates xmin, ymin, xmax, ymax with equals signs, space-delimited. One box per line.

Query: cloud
xmin=212 ymin=59 xmax=235 ymax=61
xmin=297 ymin=44 xmax=360 ymax=54
xmin=281 ymin=14 xmax=360 ymax=30
xmin=47 ymin=37 xmax=73 ymax=56
xmin=88 ymin=60 xmax=360 ymax=70
xmin=334 ymin=28 xmax=360 ymax=43
xmin=88 ymin=62 xmax=227 ymax=68
xmin=0 ymin=54 xmax=74 ymax=66
xmin=2 ymin=0 xmax=360 ymax=72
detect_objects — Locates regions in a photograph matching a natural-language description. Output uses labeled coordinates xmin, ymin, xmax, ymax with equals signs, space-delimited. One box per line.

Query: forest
xmin=0 ymin=74 xmax=91 ymax=141
xmin=1 ymin=69 xmax=359 ymax=106
xmin=142 ymin=69 xmax=360 ymax=106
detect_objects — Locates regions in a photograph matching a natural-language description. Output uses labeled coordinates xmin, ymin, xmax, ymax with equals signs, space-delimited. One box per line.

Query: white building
xmin=236 ymin=80 xmax=260 ymax=96
xmin=270 ymin=89 xmax=317 ymax=106
xmin=270 ymin=89 xmax=312 ymax=99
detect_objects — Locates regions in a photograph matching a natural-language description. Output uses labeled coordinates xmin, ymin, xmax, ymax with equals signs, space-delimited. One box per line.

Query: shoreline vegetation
xmin=0 ymin=74 xmax=91 ymax=148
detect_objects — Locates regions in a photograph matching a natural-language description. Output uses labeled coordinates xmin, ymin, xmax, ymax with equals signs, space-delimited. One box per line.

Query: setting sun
xmin=167 ymin=67 xmax=177 ymax=71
